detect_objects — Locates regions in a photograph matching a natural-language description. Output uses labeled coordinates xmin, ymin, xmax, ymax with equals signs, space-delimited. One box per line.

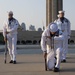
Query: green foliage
xmin=0 ymin=33 xmax=4 ymax=41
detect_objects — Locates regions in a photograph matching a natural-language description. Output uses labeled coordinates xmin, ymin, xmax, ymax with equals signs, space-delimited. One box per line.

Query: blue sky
xmin=0 ymin=0 xmax=75 ymax=30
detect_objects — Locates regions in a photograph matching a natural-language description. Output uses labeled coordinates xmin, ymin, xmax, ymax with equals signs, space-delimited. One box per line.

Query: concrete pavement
xmin=0 ymin=53 xmax=75 ymax=75
xmin=0 ymin=45 xmax=75 ymax=50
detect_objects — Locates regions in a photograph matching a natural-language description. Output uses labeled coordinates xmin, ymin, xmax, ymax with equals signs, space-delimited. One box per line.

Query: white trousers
xmin=7 ymin=34 xmax=17 ymax=61
xmin=62 ymin=35 xmax=68 ymax=60
xmin=47 ymin=48 xmax=62 ymax=69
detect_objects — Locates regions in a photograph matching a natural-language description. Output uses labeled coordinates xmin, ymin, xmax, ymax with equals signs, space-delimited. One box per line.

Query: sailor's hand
xmin=4 ymin=38 xmax=7 ymax=42
xmin=43 ymin=52 xmax=47 ymax=59
xmin=46 ymin=36 xmax=51 ymax=39
xmin=6 ymin=32 xmax=9 ymax=34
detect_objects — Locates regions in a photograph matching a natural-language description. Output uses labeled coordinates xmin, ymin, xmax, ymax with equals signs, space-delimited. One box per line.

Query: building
xmin=21 ymin=22 xmax=26 ymax=31
xmin=17 ymin=30 xmax=75 ymax=45
xmin=29 ymin=25 xmax=36 ymax=31
xmin=38 ymin=28 xmax=42 ymax=31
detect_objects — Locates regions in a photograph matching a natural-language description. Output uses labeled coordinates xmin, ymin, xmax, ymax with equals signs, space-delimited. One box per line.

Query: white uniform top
xmin=41 ymin=28 xmax=64 ymax=53
xmin=54 ymin=18 xmax=71 ymax=37
xmin=3 ymin=18 xmax=19 ymax=37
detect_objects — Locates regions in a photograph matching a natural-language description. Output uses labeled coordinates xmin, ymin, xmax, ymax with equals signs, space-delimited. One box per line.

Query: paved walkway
xmin=0 ymin=45 xmax=75 ymax=50
xmin=0 ymin=53 xmax=75 ymax=75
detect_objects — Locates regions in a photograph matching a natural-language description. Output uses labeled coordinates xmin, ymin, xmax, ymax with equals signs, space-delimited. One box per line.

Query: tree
xmin=38 ymin=28 xmax=42 ymax=31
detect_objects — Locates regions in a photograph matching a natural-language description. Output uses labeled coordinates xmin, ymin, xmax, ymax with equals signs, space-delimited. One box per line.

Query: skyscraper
xmin=46 ymin=0 xmax=63 ymax=26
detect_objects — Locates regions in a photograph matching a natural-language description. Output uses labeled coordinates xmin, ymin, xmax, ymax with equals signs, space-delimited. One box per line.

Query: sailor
xmin=3 ymin=11 xmax=19 ymax=64
xmin=54 ymin=11 xmax=71 ymax=62
xmin=41 ymin=23 xmax=64 ymax=72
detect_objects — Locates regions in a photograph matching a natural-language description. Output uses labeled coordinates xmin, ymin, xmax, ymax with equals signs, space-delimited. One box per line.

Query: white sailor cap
xmin=49 ymin=23 xmax=58 ymax=32
xmin=59 ymin=10 xmax=65 ymax=14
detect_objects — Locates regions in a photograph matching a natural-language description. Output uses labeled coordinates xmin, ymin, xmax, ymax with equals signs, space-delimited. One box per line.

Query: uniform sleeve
xmin=8 ymin=20 xmax=19 ymax=33
xmin=54 ymin=35 xmax=64 ymax=41
xmin=67 ymin=20 xmax=71 ymax=38
xmin=3 ymin=23 xmax=7 ymax=38
xmin=41 ymin=30 xmax=47 ymax=52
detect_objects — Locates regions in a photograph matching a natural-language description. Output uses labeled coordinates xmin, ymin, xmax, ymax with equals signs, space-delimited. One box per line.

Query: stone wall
xmin=0 ymin=30 xmax=75 ymax=45
xmin=17 ymin=31 xmax=42 ymax=45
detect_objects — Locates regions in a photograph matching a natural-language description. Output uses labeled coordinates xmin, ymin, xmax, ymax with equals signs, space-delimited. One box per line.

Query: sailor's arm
xmin=3 ymin=23 xmax=7 ymax=38
xmin=41 ymin=33 xmax=47 ymax=58
xmin=3 ymin=23 xmax=7 ymax=42
xmin=41 ymin=34 xmax=47 ymax=52
xmin=67 ymin=20 xmax=71 ymax=39
xmin=54 ymin=35 xmax=64 ymax=41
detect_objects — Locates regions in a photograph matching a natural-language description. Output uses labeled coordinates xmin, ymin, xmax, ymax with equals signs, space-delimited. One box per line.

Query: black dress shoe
xmin=54 ymin=67 xmax=60 ymax=72
xmin=13 ymin=61 xmax=17 ymax=64
xmin=61 ymin=59 xmax=66 ymax=63
xmin=9 ymin=60 xmax=13 ymax=63
xmin=54 ymin=63 xmax=56 ymax=68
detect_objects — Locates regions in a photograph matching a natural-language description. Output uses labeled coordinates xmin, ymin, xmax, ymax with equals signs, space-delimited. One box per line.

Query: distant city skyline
xmin=20 ymin=22 xmax=43 ymax=31
xmin=0 ymin=0 xmax=75 ymax=30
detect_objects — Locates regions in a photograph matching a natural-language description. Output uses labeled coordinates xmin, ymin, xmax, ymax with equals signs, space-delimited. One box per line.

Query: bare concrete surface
xmin=0 ymin=53 xmax=75 ymax=75
xmin=0 ymin=45 xmax=75 ymax=75
xmin=0 ymin=45 xmax=75 ymax=50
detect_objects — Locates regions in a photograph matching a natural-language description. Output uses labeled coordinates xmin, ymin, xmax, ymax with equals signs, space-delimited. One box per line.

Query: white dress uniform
xmin=41 ymin=23 xmax=64 ymax=70
xmin=54 ymin=17 xmax=71 ymax=60
xmin=3 ymin=18 xmax=19 ymax=61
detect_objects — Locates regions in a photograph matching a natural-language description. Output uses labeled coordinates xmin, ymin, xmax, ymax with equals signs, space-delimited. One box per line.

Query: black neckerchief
xmin=50 ymin=32 xmax=54 ymax=49
xmin=50 ymin=32 xmax=55 ymax=37
xmin=8 ymin=17 xmax=14 ymax=21
xmin=50 ymin=30 xmax=59 ymax=49
xmin=60 ymin=17 xmax=65 ymax=23
xmin=8 ymin=18 xmax=14 ymax=26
